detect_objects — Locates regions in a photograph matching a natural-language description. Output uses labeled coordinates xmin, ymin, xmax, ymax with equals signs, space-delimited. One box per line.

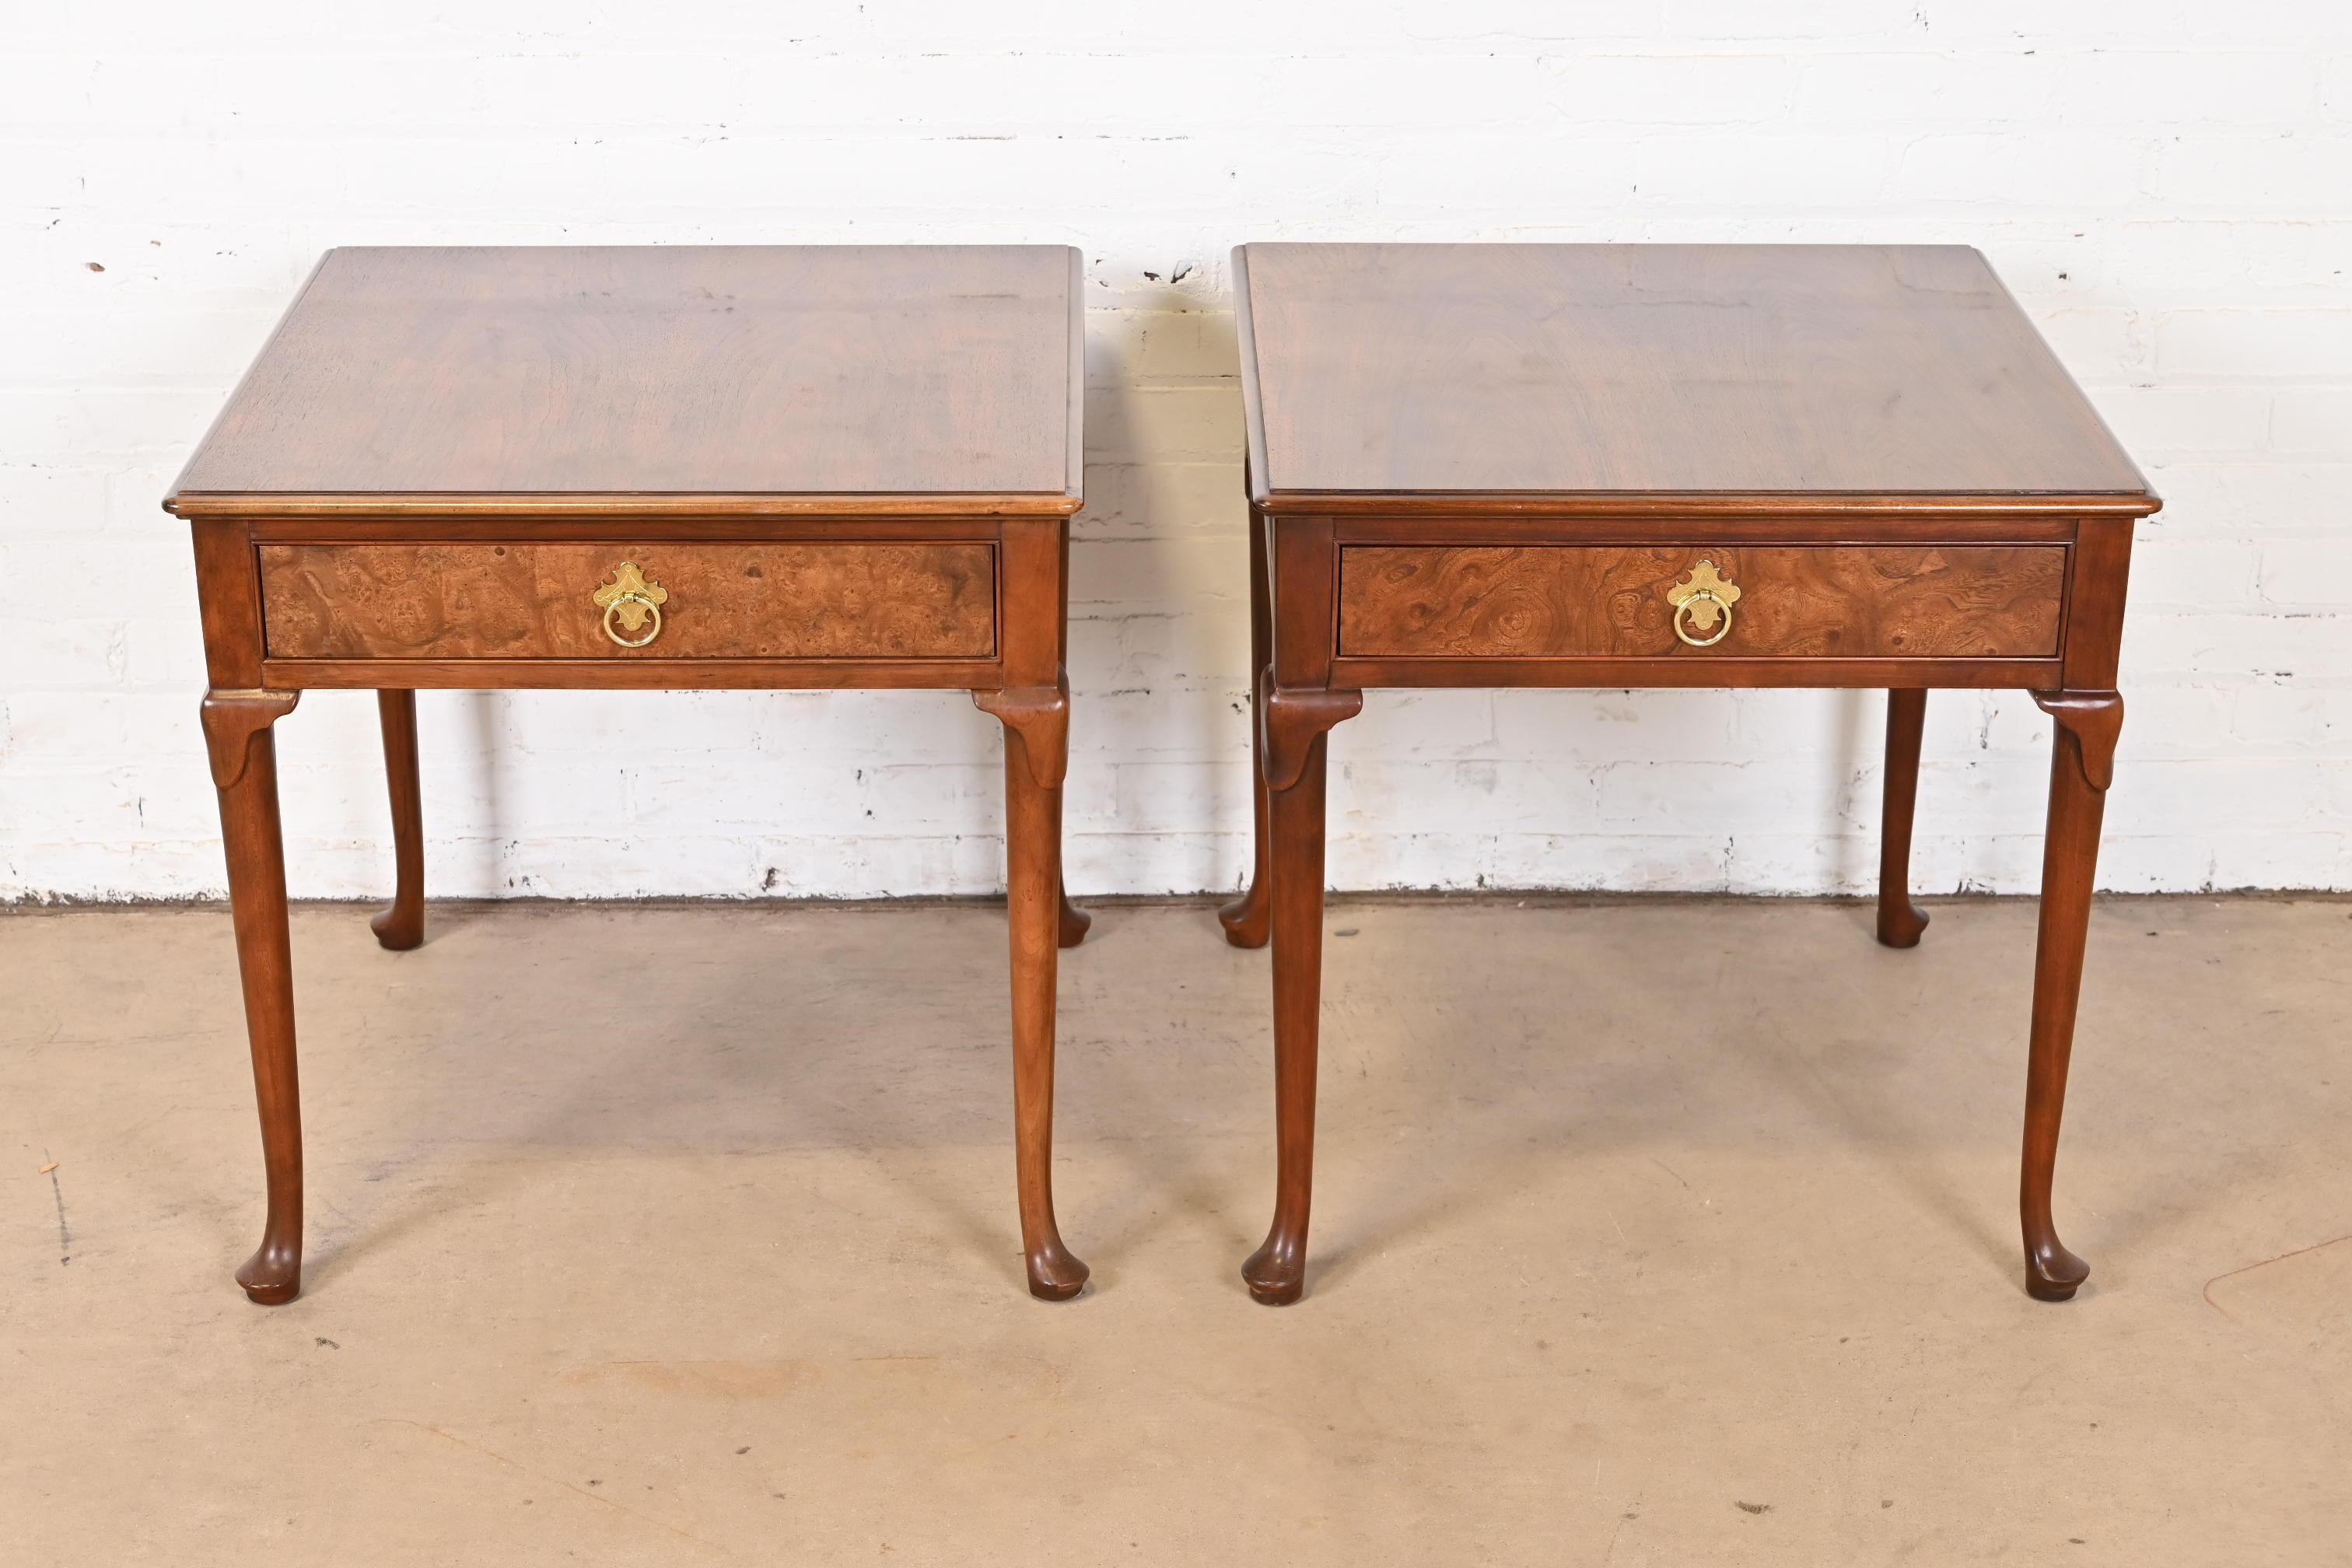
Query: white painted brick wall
xmin=5 ymin=1 xmax=2350 ymax=901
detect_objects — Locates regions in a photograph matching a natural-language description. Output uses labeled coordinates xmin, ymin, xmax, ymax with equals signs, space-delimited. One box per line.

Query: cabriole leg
xmin=2020 ymin=691 xmax=2123 ymax=1302
xmin=976 ymin=684 xmax=1089 ymax=1300
xmin=370 ymin=690 xmax=425 ymax=950
xmin=1058 ymin=880 xmax=1091 ymax=948
xmin=1242 ymin=685 xmax=1360 ymax=1305
xmin=202 ymin=689 xmax=306 ymax=1305
xmin=1877 ymin=688 xmax=1930 ymax=948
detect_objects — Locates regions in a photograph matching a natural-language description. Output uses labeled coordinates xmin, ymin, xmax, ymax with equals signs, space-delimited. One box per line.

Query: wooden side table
xmin=1220 ymin=243 xmax=2159 ymax=1306
xmin=166 ymin=246 xmax=1094 ymax=1303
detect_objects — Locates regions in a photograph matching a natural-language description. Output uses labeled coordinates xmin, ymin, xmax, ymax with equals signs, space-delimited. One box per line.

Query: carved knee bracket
xmin=2032 ymin=691 xmax=2123 ymax=793
xmin=975 ymin=677 xmax=1070 ymax=789
xmin=200 ymin=690 xmax=301 ymax=789
xmin=1261 ymin=685 xmax=1363 ymax=793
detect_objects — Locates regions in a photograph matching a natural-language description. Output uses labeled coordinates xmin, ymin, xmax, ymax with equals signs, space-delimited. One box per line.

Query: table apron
xmin=1328 ymin=655 xmax=2064 ymax=690
xmin=1330 ymin=514 xmax=2084 ymax=544
xmin=255 ymin=656 xmax=1005 ymax=691
xmin=243 ymin=516 xmax=1009 ymax=543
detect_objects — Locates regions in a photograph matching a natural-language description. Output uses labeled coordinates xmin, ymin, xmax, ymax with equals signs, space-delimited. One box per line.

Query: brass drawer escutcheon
xmin=1666 ymin=558 xmax=1741 ymax=647
xmin=592 ymin=560 xmax=668 ymax=648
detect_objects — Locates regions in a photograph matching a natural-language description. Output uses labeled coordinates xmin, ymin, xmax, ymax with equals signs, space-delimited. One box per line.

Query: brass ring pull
xmin=592 ymin=562 xmax=668 ymax=649
xmin=601 ymin=595 xmax=663 ymax=649
xmin=1665 ymin=558 xmax=1741 ymax=649
xmin=1672 ymin=592 xmax=1732 ymax=647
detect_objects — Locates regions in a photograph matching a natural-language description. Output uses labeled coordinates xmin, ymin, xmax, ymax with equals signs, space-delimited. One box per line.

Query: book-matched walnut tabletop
xmin=170 ymin=244 xmax=1081 ymax=513
xmin=1220 ymin=242 xmax=2158 ymax=1306
xmin=168 ymin=244 xmax=1093 ymax=1304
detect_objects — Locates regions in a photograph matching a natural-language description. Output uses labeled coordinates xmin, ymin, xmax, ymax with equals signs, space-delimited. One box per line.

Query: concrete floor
xmin=3 ymin=894 xmax=2348 ymax=1563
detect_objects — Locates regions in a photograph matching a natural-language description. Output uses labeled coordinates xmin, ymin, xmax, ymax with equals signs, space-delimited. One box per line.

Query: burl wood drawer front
xmin=259 ymin=542 xmax=996 ymax=661
xmin=1337 ymin=545 xmax=2067 ymax=660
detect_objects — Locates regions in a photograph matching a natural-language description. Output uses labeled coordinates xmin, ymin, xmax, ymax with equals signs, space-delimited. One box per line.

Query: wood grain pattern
xmin=1337 ymin=544 xmax=2066 ymax=660
xmin=260 ymin=542 xmax=996 ymax=661
xmin=1237 ymin=243 xmax=2158 ymax=513
xmin=166 ymin=246 xmax=1080 ymax=515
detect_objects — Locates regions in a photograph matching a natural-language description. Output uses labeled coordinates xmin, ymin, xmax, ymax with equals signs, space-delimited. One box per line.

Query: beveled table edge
xmin=1244 ymin=489 xmax=2161 ymax=520
xmin=163 ymin=489 xmax=1085 ymax=520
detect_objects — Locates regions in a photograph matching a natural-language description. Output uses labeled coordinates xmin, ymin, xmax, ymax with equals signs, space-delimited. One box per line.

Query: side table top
xmin=166 ymin=245 xmax=1083 ymax=519
xmin=1236 ymin=243 xmax=2156 ymax=517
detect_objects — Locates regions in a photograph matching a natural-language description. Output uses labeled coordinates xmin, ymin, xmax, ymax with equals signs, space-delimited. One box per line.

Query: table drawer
xmin=1337 ymin=545 xmax=2066 ymax=660
xmin=259 ymin=542 xmax=996 ymax=661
